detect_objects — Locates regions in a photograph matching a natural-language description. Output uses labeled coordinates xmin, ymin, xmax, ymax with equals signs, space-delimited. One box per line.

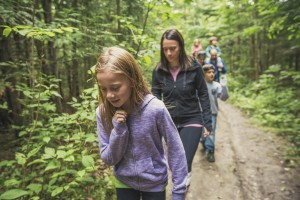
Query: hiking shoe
xmin=207 ymin=151 xmax=215 ymax=162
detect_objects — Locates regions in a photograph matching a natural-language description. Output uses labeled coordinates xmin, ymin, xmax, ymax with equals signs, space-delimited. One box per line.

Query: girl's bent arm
xmin=96 ymin=109 xmax=129 ymax=165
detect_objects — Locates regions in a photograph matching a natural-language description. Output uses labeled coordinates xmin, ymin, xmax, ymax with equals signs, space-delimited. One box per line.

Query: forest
xmin=0 ymin=0 xmax=299 ymax=199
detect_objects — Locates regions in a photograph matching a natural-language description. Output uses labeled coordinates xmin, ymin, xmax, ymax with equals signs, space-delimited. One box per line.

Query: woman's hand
xmin=113 ymin=109 xmax=127 ymax=123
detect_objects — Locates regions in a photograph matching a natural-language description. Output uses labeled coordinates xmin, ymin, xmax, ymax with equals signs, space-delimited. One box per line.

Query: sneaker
xmin=207 ymin=151 xmax=215 ymax=162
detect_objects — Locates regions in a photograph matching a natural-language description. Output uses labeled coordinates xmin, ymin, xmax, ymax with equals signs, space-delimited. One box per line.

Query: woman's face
xmin=162 ymin=39 xmax=180 ymax=67
xmin=97 ymin=69 xmax=132 ymax=111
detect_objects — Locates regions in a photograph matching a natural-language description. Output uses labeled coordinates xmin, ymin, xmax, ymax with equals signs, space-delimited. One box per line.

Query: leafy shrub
xmin=0 ymin=75 xmax=115 ymax=200
xmin=228 ymin=65 xmax=300 ymax=166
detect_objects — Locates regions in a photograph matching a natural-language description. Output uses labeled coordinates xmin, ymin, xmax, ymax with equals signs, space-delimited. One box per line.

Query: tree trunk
xmin=0 ymin=35 xmax=22 ymax=137
xmin=41 ymin=0 xmax=62 ymax=113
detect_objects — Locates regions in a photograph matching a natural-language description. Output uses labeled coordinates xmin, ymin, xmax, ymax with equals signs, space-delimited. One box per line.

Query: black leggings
xmin=178 ymin=126 xmax=202 ymax=172
xmin=116 ymin=188 xmax=165 ymax=200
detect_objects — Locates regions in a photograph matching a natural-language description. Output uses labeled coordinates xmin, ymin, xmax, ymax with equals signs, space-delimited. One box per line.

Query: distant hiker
xmin=205 ymin=49 xmax=227 ymax=82
xmin=191 ymin=38 xmax=203 ymax=57
xmin=197 ymin=50 xmax=206 ymax=67
xmin=152 ymin=29 xmax=212 ymax=187
xmin=95 ymin=47 xmax=188 ymax=200
xmin=202 ymin=64 xmax=229 ymax=162
xmin=205 ymin=36 xmax=222 ymax=58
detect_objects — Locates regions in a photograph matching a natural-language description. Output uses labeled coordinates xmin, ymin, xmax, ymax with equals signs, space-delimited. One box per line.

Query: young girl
xmin=191 ymin=39 xmax=203 ymax=57
xmin=95 ymin=47 xmax=188 ymax=200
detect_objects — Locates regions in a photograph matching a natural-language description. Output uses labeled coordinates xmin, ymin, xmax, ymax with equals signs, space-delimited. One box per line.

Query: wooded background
xmin=0 ymin=0 xmax=299 ymax=199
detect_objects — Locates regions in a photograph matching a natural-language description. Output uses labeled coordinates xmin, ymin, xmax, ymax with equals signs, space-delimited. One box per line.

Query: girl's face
xmin=204 ymin=69 xmax=215 ymax=83
xmin=162 ymin=39 xmax=180 ymax=67
xmin=97 ymin=69 xmax=132 ymax=111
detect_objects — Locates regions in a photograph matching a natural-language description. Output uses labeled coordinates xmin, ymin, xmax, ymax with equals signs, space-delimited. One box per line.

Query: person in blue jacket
xmin=205 ymin=49 xmax=227 ymax=82
xmin=151 ymin=29 xmax=212 ymax=187
xmin=205 ymin=36 xmax=222 ymax=58
xmin=95 ymin=46 xmax=188 ymax=200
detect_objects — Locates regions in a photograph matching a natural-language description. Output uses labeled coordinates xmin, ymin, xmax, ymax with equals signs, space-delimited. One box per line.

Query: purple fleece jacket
xmin=96 ymin=94 xmax=188 ymax=200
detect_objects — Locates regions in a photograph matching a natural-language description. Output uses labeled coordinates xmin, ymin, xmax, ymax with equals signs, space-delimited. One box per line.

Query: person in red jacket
xmin=191 ymin=38 xmax=203 ymax=57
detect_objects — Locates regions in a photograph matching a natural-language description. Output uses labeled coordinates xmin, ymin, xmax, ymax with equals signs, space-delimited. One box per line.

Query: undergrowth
xmin=228 ymin=65 xmax=300 ymax=167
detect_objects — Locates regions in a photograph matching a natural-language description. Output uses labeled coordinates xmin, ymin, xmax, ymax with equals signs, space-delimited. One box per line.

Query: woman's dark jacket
xmin=151 ymin=59 xmax=212 ymax=132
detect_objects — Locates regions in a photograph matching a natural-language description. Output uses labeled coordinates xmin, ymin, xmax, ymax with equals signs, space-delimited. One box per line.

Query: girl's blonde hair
xmin=95 ymin=46 xmax=151 ymax=134
xmin=194 ymin=39 xmax=200 ymax=45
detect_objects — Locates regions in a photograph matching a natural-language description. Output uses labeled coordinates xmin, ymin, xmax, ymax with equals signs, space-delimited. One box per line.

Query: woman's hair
xmin=158 ymin=29 xmax=193 ymax=70
xmin=95 ymin=46 xmax=151 ymax=133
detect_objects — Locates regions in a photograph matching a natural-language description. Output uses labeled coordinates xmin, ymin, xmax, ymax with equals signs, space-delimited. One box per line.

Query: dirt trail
xmin=168 ymin=101 xmax=300 ymax=200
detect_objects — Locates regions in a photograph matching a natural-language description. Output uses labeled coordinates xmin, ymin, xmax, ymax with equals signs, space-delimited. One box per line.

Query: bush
xmin=228 ymin=65 xmax=300 ymax=166
xmin=0 ymin=75 xmax=115 ymax=200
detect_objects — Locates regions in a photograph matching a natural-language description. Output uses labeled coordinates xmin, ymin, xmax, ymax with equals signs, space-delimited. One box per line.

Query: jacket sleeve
xmin=221 ymin=59 xmax=227 ymax=74
xmin=158 ymin=106 xmax=188 ymax=200
xmin=151 ymin=69 xmax=162 ymax=100
xmin=195 ymin=66 xmax=213 ymax=132
xmin=205 ymin=46 xmax=211 ymax=57
xmin=96 ymin=108 xmax=129 ymax=165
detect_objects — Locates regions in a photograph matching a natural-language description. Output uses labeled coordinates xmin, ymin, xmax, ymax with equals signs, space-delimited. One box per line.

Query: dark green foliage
xmin=0 ymin=74 xmax=115 ymax=199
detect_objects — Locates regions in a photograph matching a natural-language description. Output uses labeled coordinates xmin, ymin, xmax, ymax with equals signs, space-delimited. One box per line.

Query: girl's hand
xmin=203 ymin=127 xmax=210 ymax=138
xmin=113 ymin=109 xmax=127 ymax=123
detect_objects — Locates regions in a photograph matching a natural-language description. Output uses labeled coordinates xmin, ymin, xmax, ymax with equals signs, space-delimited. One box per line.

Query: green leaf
xmin=51 ymin=187 xmax=64 ymax=197
xmin=0 ymin=189 xmax=28 ymax=199
xmin=23 ymin=90 xmax=32 ymax=98
xmin=61 ymin=27 xmax=76 ymax=32
xmin=43 ymin=136 xmax=51 ymax=143
xmin=57 ymin=150 xmax=67 ymax=159
xmin=50 ymin=91 xmax=62 ymax=98
xmin=4 ymin=179 xmax=21 ymax=187
xmin=42 ymin=31 xmax=55 ymax=37
xmin=15 ymin=152 xmax=26 ymax=165
xmin=3 ymin=27 xmax=12 ymax=37
xmin=72 ymin=97 xmax=77 ymax=102
xmin=53 ymin=29 xmax=64 ymax=34
xmin=64 ymin=155 xmax=75 ymax=162
xmin=49 ymin=177 xmax=57 ymax=186
xmin=27 ymin=159 xmax=46 ymax=166
xmin=26 ymin=183 xmax=42 ymax=194
xmin=77 ymin=170 xmax=86 ymax=178
xmin=18 ymin=130 xmax=28 ymax=137
xmin=27 ymin=145 xmax=43 ymax=158
xmin=44 ymin=147 xmax=56 ymax=159
xmin=45 ymin=160 xmax=60 ymax=172
xmin=0 ymin=160 xmax=15 ymax=167
xmin=85 ymin=133 xmax=97 ymax=143
xmin=82 ymin=155 xmax=94 ymax=168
